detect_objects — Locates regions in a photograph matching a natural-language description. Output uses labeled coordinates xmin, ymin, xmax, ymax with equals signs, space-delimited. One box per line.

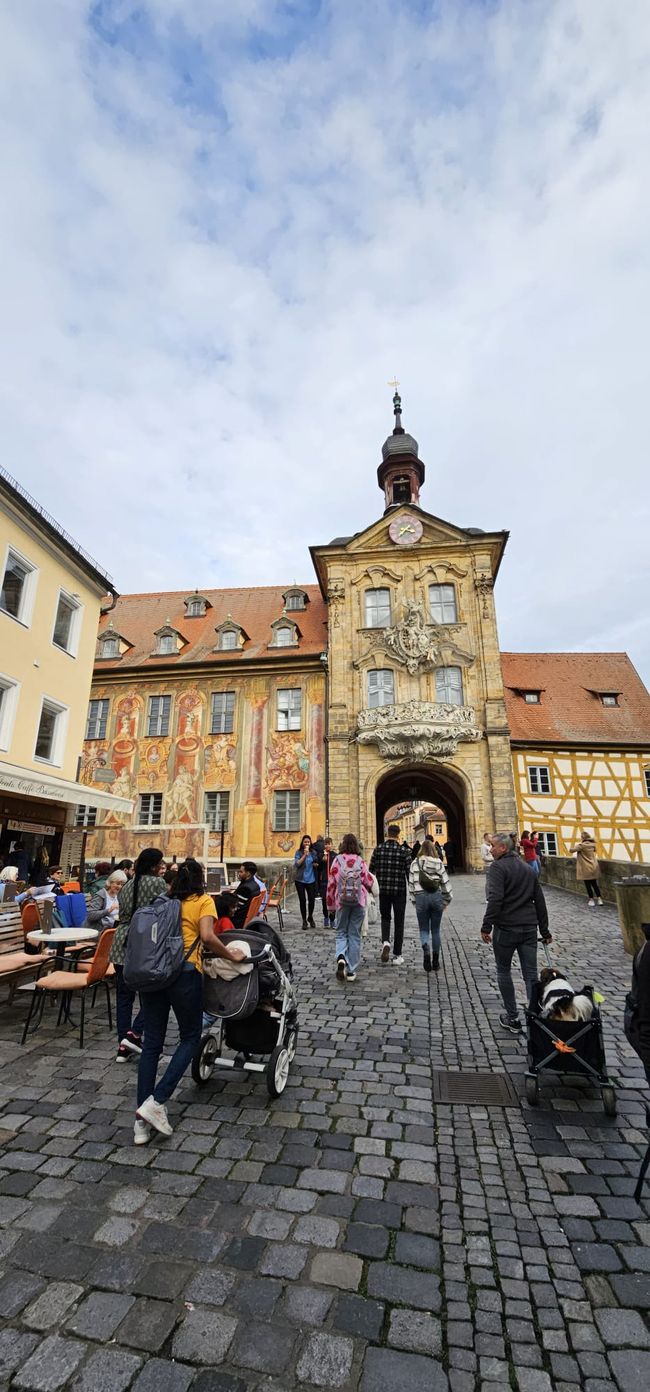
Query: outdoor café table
xmin=25 ymin=927 xmax=98 ymax=1028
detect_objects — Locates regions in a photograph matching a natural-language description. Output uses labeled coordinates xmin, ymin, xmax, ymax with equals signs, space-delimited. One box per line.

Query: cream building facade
xmin=0 ymin=467 xmax=132 ymax=871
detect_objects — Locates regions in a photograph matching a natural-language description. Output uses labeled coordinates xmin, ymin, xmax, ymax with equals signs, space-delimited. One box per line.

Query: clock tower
xmin=377 ymin=390 xmax=425 ymax=511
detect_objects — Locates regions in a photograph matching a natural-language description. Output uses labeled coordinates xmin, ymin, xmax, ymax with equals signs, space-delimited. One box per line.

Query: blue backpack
xmin=123 ymin=895 xmax=198 ymax=992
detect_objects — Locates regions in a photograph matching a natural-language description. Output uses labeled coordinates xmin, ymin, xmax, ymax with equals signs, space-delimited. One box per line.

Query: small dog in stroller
xmin=192 ymin=918 xmax=298 ymax=1097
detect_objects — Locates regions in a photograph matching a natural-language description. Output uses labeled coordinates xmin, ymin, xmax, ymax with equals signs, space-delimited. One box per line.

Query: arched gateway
xmin=374 ymin=763 xmax=470 ymax=867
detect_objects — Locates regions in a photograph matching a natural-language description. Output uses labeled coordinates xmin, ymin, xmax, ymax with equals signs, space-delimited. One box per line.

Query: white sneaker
xmin=133 ymin=1118 xmax=152 ymax=1146
xmin=392 ymin=955 xmax=404 ymax=965
xmin=597 ymin=898 xmax=604 ymax=905
xmin=346 ymin=971 xmax=357 ymax=982
xmin=380 ymin=942 xmax=390 ymax=964
xmin=136 ymin=1095 xmax=173 ymax=1137
xmin=587 ymin=899 xmax=595 ymax=907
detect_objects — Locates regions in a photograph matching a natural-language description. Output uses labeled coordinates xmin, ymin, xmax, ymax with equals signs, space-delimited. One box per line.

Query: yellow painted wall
xmin=0 ymin=501 xmax=106 ymax=781
xmin=513 ymin=747 xmax=650 ymax=863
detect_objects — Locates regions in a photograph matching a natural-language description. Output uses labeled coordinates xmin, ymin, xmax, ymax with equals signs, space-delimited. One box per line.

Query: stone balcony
xmin=356 ymin=699 xmax=482 ymax=760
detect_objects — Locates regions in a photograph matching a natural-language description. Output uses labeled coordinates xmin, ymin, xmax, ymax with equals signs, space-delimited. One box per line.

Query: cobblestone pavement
xmin=0 ymin=876 xmax=648 ymax=1391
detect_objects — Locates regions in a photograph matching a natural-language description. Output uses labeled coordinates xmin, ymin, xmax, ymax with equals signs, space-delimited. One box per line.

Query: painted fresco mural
xmin=80 ymin=673 xmax=327 ymax=863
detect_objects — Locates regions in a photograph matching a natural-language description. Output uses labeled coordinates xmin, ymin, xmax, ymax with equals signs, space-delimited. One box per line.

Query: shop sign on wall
xmin=7 ymin=819 xmax=57 ymax=837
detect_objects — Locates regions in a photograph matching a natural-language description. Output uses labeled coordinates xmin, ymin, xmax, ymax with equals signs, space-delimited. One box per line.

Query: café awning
xmin=0 ymin=760 xmax=133 ymax=814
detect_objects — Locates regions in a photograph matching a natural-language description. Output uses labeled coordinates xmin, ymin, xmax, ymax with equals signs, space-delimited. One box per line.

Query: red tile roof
xmin=501 ymin=652 xmax=650 ymax=745
xmin=97 ymin=586 xmax=328 ymax=668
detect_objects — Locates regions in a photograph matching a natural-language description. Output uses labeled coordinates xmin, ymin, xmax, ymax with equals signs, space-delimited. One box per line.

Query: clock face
xmin=389 ymin=515 xmax=424 ymax=547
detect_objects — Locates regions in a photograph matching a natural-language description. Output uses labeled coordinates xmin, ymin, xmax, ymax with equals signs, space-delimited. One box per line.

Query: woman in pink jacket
xmin=326 ymin=834 xmax=374 ymax=983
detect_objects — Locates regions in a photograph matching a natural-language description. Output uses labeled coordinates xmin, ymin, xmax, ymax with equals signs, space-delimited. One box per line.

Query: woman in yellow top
xmin=135 ymin=858 xmax=245 ymax=1145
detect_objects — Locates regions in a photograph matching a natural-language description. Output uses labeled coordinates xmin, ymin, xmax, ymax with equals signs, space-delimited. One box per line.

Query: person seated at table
xmin=231 ymin=863 xmax=260 ymax=930
xmin=16 ymin=867 xmax=65 ymax=904
xmin=214 ymin=892 xmax=236 ymax=934
xmin=86 ymin=868 xmax=127 ymax=930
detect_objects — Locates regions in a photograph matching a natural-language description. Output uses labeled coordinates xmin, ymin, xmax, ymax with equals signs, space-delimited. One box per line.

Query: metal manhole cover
xmin=432 ymin=1070 xmax=520 ymax=1106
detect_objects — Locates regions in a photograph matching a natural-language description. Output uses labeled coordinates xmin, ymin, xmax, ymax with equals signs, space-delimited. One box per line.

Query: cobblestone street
xmin=0 ymin=876 xmax=648 ymax=1391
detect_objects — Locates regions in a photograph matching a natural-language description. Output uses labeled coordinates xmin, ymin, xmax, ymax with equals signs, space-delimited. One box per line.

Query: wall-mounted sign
xmin=93 ymin=769 xmax=117 ymax=784
xmin=7 ymin=819 xmax=57 ymax=837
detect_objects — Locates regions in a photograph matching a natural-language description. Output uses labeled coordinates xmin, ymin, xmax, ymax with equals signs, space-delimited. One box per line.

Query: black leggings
xmin=296 ymin=880 xmax=317 ymax=921
xmin=584 ymin=880 xmax=601 ymax=899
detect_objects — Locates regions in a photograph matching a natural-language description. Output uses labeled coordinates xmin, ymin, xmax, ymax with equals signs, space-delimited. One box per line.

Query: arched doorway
xmin=375 ymin=763 xmax=468 ymax=870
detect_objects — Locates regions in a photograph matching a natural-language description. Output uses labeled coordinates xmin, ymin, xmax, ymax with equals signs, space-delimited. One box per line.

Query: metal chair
xmin=20 ymin=927 xmax=115 ymax=1048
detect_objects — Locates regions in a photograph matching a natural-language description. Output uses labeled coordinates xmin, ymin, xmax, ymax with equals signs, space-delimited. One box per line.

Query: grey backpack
xmin=123 ymin=895 xmax=198 ymax=992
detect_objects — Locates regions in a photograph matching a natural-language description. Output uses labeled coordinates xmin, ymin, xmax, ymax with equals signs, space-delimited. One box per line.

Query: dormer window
xmin=270 ymin=616 xmax=299 ymax=648
xmin=600 ymin=693 xmax=619 ymax=707
xmin=152 ymin=622 xmax=183 ymax=657
xmin=215 ymin=615 xmax=246 ymax=652
xmin=220 ymin=630 xmax=238 ymax=651
xmin=97 ymin=624 xmax=123 ymax=660
xmin=523 ymin=692 xmax=541 ymax=704
xmin=184 ymin=592 xmax=210 ymax=619
xmin=282 ymin=588 xmax=309 ymax=613
xmin=158 ymin=634 xmax=176 ymax=655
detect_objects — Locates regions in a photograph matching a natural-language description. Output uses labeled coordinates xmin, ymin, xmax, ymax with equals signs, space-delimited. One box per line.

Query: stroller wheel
xmin=192 ymin=1033 xmax=219 ymax=1086
xmin=601 ymin=1084 xmax=617 ymax=1117
xmin=524 ymin=1074 xmax=539 ymax=1107
xmin=286 ymin=1026 xmax=299 ymax=1062
xmin=267 ymin=1044 xmax=290 ymax=1098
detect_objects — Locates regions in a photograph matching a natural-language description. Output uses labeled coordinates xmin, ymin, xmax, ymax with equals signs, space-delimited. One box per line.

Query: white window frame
xmin=0 ymin=673 xmax=20 ymax=753
xmin=537 ymin=832 xmax=558 ymax=856
xmin=435 ymin=666 xmax=463 ymax=706
xmin=367 ymin=669 xmax=395 ymax=709
xmin=272 ymin=624 xmax=296 ymax=648
xmin=75 ymin=805 xmax=97 ymax=828
xmin=52 ymin=588 xmax=83 ymax=657
xmin=273 ymin=789 xmax=301 ymax=832
xmin=204 ymin=790 xmax=230 ymax=831
xmin=86 ymin=698 xmax=110 ymax=741
xmin=0 ymin=544 xmax=39 ymax=628
xmin=429 ymin=584 xmax=457 ymax=625
xmin=34 ymin=695 xmax=69 ymax=767
xmin=210 ymin=691 xmax=235 ymax=734
xmin=285 ymin=593 xmax=305 ymax=612
xmin=157 ymin=633 xmax=177 ymax=656
xmin=364 ymin=588 xmax=391 ymax=629
xmin=187 ymin=598 xmax=205 ymax=617
xmin=277 ymin=688 xmax=302 ymax=731
xmin=219 ymin=630 xmax=238 ymax=651
xmin=138 ymin=792 xmax=163 ymax=827
xmin=528 ymin=765 xmax=552 ymax=794
xmin=99 ymin=636 xmax=120 ymax=658
xmin=523 ymin=692 xmax=540 ymax=704
xmin=147 ymin=695 xmax=172 ymax=737
xmin=600 ymin=694 xmax=619 ymax=707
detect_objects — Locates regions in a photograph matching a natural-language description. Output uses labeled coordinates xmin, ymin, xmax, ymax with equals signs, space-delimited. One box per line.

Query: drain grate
xmin=432 ymin=1070 xmax=520 ymax=1106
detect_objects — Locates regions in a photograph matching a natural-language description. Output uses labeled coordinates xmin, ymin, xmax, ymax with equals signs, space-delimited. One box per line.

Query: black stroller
xmin=191 ymin=919 xmax=298 ymax=1098
xmin=524 ymin=944 xmax=616 ymax=1115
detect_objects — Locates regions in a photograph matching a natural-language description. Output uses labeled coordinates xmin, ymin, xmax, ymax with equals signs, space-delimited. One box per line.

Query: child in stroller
xmin=192 ymin=917 xmax=298 ymax=1097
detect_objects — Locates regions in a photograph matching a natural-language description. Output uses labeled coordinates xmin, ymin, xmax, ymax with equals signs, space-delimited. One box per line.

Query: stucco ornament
xmin=380 ymin=598 xmax=440 ymax=674
xmin=356 ymin=699 xmax=482 ymax=760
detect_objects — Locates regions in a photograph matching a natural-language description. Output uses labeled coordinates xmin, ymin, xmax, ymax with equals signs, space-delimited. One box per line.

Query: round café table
xmin=25 ymin=927 xmax=99 ymax=1029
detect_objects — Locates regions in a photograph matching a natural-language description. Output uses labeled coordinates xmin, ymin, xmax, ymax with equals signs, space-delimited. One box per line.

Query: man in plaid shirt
xmin=369 ymin=824 xmax=412 ymax=965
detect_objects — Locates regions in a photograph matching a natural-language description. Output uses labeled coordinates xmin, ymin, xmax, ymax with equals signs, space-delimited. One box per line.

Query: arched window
xmin=368 ymin=670 xmax=395 ymax=708
xmin=274 ymin=625 xmax=294 ymax=647
xmin=219 ymin=630 xmax=238 ymax=651
xmin=157 ymin=634 xmax=176 ymax=656
xmin=435 ymin=666 xmax=463 ymax=706
xmin=99 ymin=635 xmax=119 ymax=658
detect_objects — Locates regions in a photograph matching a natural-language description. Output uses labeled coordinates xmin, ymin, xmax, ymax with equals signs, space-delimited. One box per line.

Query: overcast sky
xmin=2 ymin=1 xmax=649 ymax=681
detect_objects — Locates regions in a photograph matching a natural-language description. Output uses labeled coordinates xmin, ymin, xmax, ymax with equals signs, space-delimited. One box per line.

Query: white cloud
xmin=1 ymin=0 xmax=649 ymax=676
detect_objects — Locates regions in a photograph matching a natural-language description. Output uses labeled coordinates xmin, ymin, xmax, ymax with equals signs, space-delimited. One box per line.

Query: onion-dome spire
xmin=378 ymin=381 xmax=425 ymax=510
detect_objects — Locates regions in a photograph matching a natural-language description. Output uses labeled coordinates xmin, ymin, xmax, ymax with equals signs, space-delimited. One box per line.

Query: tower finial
xmin=387 ymin=377 xmax=404 ymax=435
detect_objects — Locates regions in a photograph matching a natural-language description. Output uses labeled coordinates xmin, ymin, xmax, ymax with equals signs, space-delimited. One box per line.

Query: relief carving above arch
xmin=356 ymin=698 xmax=482 ymax=760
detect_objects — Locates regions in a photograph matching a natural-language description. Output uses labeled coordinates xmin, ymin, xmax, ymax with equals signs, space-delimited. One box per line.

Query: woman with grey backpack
xmin=408 ymin=838 xmax=452 ymax=973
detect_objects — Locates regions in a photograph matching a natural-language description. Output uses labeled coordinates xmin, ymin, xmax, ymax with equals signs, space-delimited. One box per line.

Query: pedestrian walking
xmin=570 ymin=832 xmax=603 ymax=906
xmin=520 ymin=830 xmax=540 ymax=875
xmin=134 ymin=858 xmax=246 ymax=1144
xmin=443 ymin=838 xmax=456 ymax=874
xmin=481 ymin=832 xmax=553 ymax=1033
xmin=111 ymin=847 xmax=165 ymax=1065
xmin=624 ymin=921 xmax=650 ymax=1086
xmin=369 ymin=824 xmax=411 ymax=965
xmin=408 ymin=838 xmax=452 ymax=972
xmin=327 ymin=834 xmax=374 ymax=982
xmin=294 ymin=835 xmax=318 ymax=929
xmin=480 ymin=833 xmax=493 ymax=869
xmin=317 ymin=836 xmax=337 ymax=926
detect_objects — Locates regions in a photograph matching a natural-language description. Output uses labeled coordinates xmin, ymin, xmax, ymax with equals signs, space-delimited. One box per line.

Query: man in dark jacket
xmin=481 ymin=832 xmax=552 ymax=1033
xmin=625 ymin=922 xmax=650 ymax=1086
xmin=370 ymin=825 xmax=411 ymax=965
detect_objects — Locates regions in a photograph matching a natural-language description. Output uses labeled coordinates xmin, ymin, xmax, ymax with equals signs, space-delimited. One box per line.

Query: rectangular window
xmin=537 ymin=832 xmax=558 ymax=856
xmin=364 ymin=588 xmax=391 ymax=628
xmin=86 ymin=698 xmax=109 ymax=741
xmin=524 ymin=692 xmax=540 ymax=704
xmin=277 ymin=688 xmax=302 ymax=731
xmin=138 ymin=793 xmax=163 ymax=826
xmin=147 ymin=695 xmax=172 ymax=737
xmin=368 ymin=669 xmax=395 ymax=708
xmin=0 ymin=675 xmax=19 ymax=752
xmin=75 ymin=805 xmax=97 ymax=828
xmin=601 ymin=694 xmax=619 ymax=707
xmin=528 ymin=765 xmax=551 ymax=794
xmin=34 ymin=698 xmax=67 ymax=764
xmin=285 ymin=594 xmax=304 ymax=611
xmin=204 ymin=791 xmax=230 ymax=831
xmin=429 ymin=584 xmax=457 ymax=624
xmin=644 ymin=768 xmax=650 ymax=797
xmin=274 ymin=624 xmax=295 ymax=647
xmin=99 ymin=637 xmax=119 ymax=658
xmin=435 ymin=666 xmax=463 ymax=706
xmin=273 ymin=790 xmax=300 ymax=831
xmin=1 ymin=548 xmax=37 ymax=625
xmin=210 ymin=691 xmax=235 ymax=734
xmin=52 ymin=591 xmax=81 ymax=654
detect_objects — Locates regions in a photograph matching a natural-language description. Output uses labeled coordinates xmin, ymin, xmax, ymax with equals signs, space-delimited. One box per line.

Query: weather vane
xmin=387 ymin=377 xmax=400 ymax=391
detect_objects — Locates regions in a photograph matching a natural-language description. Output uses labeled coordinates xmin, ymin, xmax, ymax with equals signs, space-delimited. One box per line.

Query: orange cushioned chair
xmin=243 ymin=892 xmax=264 ymax=927
xmin=266 ymin=875 xmax=287 ymax=931
xmin=20 ymin=927 xmax=115 ymax=1049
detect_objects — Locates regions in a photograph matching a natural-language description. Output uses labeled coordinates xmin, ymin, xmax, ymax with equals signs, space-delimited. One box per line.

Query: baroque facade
xmin=80 ymin=396 xmax=650 ymax=868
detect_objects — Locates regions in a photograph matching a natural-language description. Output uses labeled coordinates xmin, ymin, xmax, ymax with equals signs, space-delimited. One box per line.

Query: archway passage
xmin=375 ymin=763 xmax=468 ymax=871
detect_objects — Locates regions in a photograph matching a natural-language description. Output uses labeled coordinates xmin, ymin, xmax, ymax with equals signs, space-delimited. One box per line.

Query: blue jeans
xmin=137 ymin=966 xmax=203 ymax=1107
xmin=414 ymin=892 xmax=444 ymax=952
xmin=335 ymin=904 xmax=365 ymax=974
xmin=115 ymin=965 xmax=144 ymax=1043
xmin=492 ymin=927 xmax=538 ymax=1019
xmin=527 ymin=859 xmax=540 ymax=875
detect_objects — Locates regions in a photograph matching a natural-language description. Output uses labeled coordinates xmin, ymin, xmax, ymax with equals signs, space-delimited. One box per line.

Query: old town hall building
xmin=79 ymin=396 xmax=650 ymax=869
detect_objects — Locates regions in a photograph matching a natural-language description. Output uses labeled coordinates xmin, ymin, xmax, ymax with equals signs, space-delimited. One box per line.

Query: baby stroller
xmin=191 ymin=919 xmax=298 ymax=1098
xmin=524 ymin=943 xmax=616 ymax=1115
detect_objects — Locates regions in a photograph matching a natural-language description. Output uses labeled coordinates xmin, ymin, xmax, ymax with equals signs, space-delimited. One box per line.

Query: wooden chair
xmin=20 ymin=927 xmax=115 ymax=1048
xmin=243 ymin=892 xmax=265 ymax=927
xmin=266 ymin=875 xmax=287 ymax=932
xmin=0 ymin=905 xmax=51 ymax=1001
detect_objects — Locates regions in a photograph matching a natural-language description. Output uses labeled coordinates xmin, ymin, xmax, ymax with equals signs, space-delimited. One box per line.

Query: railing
xmin=0 ymin=463 xmax=114 ymax=588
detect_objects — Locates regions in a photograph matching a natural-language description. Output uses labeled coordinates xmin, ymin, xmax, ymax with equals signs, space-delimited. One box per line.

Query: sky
xmin=2 ymin=0 xmax=649 ymax=680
